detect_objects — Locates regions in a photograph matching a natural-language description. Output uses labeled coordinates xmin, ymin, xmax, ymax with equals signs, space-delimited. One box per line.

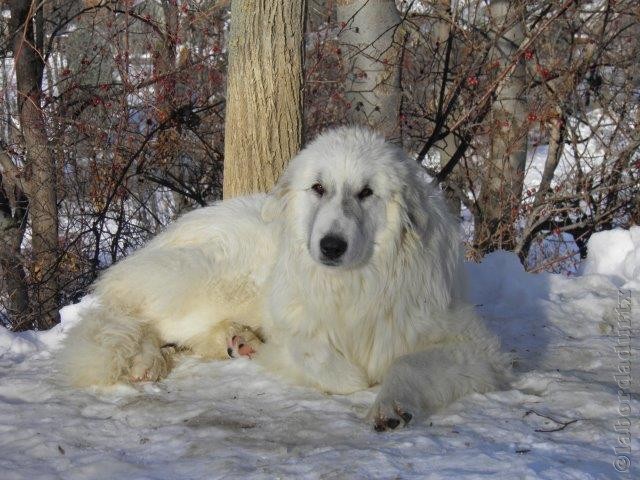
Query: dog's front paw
xmin=130 ymin=346 xmax=173 ymax=383
xmin=226 ymin=326 xmax=263 ymax=359
xmin=227 ymin=334 xmax=258 ymax=359
xmin=367 ymin=389 xmax=416 ymax=432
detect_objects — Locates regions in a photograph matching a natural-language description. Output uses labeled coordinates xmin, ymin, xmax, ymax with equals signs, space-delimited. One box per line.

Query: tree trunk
xmin=223 ymin=0 xmax=307 ymax=199
xmin=337 ymin=0 xmax=402 ymax=140
xmin=154 ymin=0 xmax=191 ymax=214
xmin=432 ymin=0 xmax=461 ymax=216
xmin=515 ymin=108 xmax=566 ymax=261
xmin=473 ymin=1 xmax=528 ymax=254
xmin=0 ymin=178 xmax=29 ymax=328
xmin=10 ymin=0 xmax=60 ymax=329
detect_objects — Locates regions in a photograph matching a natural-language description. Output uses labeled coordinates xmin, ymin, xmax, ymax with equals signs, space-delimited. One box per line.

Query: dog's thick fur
xmin=59 ymin=127 xmax=508 ymax=428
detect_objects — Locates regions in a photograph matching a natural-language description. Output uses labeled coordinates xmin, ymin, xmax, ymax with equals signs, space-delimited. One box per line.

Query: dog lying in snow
xmin=60 ymin=126 xmax=508 ymax=430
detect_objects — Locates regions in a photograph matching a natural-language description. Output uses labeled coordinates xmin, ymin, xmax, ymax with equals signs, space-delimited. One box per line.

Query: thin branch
xmin=524 ymin=409 xmax=582 ymax=433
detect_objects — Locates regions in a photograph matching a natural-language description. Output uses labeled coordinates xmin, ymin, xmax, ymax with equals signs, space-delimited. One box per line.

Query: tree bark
xmin=154 ymin=0 xmax=191 ymax=214
xmin=431 ymin=0 xmax=462 ymax=216
xmin=514 ymin=108 xmax=566 ymax=261
xmin=473 ymin=1 xmax=528 ymax=253
xmin=0 ymin=174 xmax=29 ymax=327
xmin=10 ymin=0 xmax=60 ymax=329
xmin=337 ymin=0 xmax=402 ymax=140
xmin=223 ymin=0 xmax=307 ymax=199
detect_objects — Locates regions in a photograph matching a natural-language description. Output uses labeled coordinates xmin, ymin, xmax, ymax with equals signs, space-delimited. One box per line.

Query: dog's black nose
xmin=320 ymin=235 xmax=348 ymax=260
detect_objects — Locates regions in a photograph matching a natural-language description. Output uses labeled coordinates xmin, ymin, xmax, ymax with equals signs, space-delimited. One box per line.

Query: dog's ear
xmin=396 ymin=179 xmax=427 ymax=236
xmin=261 ymin=171 xmax=291 ymax=222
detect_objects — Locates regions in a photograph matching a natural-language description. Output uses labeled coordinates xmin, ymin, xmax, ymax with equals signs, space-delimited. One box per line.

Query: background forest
xmin=1 ymin=0 xmax=639 ymax=330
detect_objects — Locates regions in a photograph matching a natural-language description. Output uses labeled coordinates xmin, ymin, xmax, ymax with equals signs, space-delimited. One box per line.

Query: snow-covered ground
xmin=1 ymin=228 xmax=638 ymax=479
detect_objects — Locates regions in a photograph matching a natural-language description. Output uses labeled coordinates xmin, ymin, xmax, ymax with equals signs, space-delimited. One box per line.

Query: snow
xmin=1 ymin=228 xmax=639 ymax=479
xmin=580 ymin=226 xmax=640 ymax=289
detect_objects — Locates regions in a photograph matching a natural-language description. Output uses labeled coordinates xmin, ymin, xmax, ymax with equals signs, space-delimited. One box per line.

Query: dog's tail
xmin=57 ymin=304 xmax=148 ymax=387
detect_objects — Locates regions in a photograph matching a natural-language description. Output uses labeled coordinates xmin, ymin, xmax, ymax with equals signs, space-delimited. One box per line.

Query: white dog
xmin=59 ymin=126 xmax=508 ymax=430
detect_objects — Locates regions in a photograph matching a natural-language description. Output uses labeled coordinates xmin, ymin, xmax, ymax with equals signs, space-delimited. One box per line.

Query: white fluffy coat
xmin=59 ymin=127 xmax=508 ymax=428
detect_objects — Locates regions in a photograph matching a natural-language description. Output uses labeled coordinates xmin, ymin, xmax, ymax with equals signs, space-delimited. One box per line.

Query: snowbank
xmin=466 ymin=250 xmax=549 ymax=309
xmin=0 ymin=228 xmax=638 ymax=479
xmin=580 ymin=226 xmax=640 ymax=288
xmin=0 ymin=326 xmax=42 ymax=360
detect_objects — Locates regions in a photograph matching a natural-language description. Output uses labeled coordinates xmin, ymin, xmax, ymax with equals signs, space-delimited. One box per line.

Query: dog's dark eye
xmin=357 ymin=186 xmax=373 ymax=200
xmin=311 ymin=183 xmax=325 ymax=196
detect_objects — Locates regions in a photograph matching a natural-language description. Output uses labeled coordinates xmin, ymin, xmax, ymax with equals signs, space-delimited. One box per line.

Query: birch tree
xmin=472 ymin=0 xmax=528 ymax=252
xmin=337 ymin=0 xmax=402 ymax=140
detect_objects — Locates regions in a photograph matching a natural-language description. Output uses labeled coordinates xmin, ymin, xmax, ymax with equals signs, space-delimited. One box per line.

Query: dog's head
xmin=262 ymin=126 xmax=430 ymax=269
